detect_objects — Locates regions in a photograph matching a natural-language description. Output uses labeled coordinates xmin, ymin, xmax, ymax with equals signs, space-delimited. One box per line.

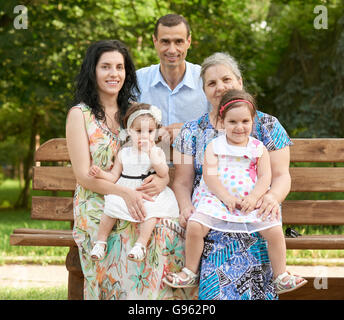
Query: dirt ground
xmin=1 ymin=263 xmax=344 ymax=288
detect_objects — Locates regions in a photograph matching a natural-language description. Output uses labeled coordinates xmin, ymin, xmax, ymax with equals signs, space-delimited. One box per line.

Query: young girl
xmin=163 ymin=90 xmax=307 ymax=295
xmin=90 ymin=103 xmax=179 ymax=262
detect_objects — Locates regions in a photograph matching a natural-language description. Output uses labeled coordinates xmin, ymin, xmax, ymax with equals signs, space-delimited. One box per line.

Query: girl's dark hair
xmin=123 ymin=103 xmax=162 ymax=129
xmin=217 ymin=89 xmax=257 ymax=120
xmin=73 ymin=39 xmax=139 ymax=127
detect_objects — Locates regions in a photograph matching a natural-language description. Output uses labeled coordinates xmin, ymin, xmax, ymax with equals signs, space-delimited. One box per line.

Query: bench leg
xmin=66 ymin=246 xmax=84 ymax=300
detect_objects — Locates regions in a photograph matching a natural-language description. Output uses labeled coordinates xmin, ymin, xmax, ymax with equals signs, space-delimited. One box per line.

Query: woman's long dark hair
xmin=73 ymin=40 xmax=139 ymax=127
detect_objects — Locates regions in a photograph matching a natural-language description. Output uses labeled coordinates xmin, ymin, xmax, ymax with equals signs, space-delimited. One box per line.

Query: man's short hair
xmin=154 ymin=14 xmax=191 ymax=38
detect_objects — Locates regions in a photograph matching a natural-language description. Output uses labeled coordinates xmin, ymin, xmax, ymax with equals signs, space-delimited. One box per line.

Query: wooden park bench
xmin=10 ymin=138 xmax=344 ymax=300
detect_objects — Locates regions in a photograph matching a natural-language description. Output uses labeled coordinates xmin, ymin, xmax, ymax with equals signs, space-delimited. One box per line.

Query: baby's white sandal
xmin=90 ymin=240 xmax=108 ymax=261
xmin=127 ymin=242 xmax=146 ymax=262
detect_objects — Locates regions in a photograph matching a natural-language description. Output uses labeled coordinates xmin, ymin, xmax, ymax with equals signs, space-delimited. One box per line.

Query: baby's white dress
xmin=103 ymin=146 xmax=179 ymax=222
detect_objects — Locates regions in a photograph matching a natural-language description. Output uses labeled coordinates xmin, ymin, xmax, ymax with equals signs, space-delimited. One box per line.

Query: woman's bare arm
xmin=241 ymin=146 xmax=272 ymax=213
xmin=88 ymin=154 xmax=122 ymax=183
xmin=257 ymin=146 xmax=291 ymax=220
xmin=171 ymin=150 xmax=196 ymax=228
xmin=66 ymin=108 xmax=152 ymax=221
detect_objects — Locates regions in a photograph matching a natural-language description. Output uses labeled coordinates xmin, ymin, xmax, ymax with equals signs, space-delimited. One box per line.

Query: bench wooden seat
xmin=9 ymin=137 xmax=344 ymax=300
xmin=10 ymin=229 xmax=344 ymax=250
xmin=10 ymin=228 xmax=74 ymax=247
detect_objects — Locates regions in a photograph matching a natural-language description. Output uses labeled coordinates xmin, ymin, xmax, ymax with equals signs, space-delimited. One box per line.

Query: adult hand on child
xmin=136 ymin=174 xmax=167 ymax=197
xmin=179 ymin=205 xmax=196 ymax=228
xmin=122 ymin=188 xmax=154 ymax=222
xmin=158 ymin=127 xmax=172 ymax=145
xmin=256 ymin=192 xmax=281 ymax=221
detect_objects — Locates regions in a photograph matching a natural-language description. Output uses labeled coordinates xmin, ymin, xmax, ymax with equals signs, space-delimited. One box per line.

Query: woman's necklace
xmin=104 ymin=110 xmax=119 ymax=133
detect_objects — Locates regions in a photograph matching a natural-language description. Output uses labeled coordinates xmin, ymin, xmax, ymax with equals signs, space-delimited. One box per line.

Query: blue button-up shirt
xmin=136 ymin=61 xmax=211 ymax=126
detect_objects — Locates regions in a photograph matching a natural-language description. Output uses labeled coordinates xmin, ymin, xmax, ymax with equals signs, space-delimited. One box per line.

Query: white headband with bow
xmin=126 ymin=105 xmax=162 ymax=129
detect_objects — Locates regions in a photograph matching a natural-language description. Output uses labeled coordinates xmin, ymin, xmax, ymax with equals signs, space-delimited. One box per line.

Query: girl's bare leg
xmin=96 ymin=214 xmax=117 ymax=248
xmin=127 ymin=218 xmax=157 ymax=261
xmin=260 ymin=226 xmax=286 ymax=278
xmin=166 ymin=221 xmax=209 ymax=281
xmin=136 ymin=218 xmax=157 ymax=247
xmin=185 ymin=221 xmax=210 ymax=274
xmin=260 ymin=226 xmax=306 ymax=287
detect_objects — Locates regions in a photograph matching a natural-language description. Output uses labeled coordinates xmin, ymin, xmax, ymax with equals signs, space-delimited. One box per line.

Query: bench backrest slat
xmin=33 ymin=166 xmax=344 ymax=192
xmin=32 ymin=138 xmax=344 ymax=225
xmin=290 ymin=167 xmax=344 ymax=192
xmin=35 ymin=138 xmax=70 ymax=162
xmin=282 ymin=200 xmax=344 ymax=225
xmin=33 ymin=167 xmax=75 ymax=191
xmin=30 ymin=197 xmax=344 ymax=225
xmin=34 ymin=138 xmax=344 ymax=163
xmin=291 ymin=138 xmax=344 ymax=162
xmin=31 ymin=196 xmax=73 ymax=221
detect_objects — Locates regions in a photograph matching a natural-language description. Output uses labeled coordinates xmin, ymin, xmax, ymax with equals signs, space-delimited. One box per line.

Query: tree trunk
xmin=15 ymin=116 xmax=38 ymax=209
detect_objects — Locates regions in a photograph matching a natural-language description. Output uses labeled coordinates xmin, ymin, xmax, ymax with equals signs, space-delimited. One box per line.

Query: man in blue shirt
xmin=136 ymin=14 xmax=210 ymax=141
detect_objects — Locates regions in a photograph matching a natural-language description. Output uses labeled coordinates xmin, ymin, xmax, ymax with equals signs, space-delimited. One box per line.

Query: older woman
xmin=172 ymin=52 xmax=295 ymax=300
xmin=66 ymin=40 xmax=196 ymax=300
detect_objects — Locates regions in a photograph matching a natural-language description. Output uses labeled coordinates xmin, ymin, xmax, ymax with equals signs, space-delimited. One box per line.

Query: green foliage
xmin=258 ymin=0 xmax=344 ymax=137
xmin=1 ymin=0 xmax=344 ymax=207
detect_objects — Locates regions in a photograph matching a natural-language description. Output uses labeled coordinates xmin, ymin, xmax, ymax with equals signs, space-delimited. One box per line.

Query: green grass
xmin=0 ymin=179 xmax=22 ymax=208
xmin=0 ymin=285 xmax=68 ymax=300
xmin=0 ymin=179 xmax=73 ymax=208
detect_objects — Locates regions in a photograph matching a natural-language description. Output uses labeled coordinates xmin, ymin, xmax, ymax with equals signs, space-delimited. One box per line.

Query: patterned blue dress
xmin=173 ymin=111 xmax=292 ymax=300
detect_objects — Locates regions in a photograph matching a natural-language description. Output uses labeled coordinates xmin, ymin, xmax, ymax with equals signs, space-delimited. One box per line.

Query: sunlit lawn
xmin=0 ymin=285 xmax=68 ymax=300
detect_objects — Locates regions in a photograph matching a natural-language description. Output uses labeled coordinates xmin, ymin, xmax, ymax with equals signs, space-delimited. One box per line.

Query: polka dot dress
xmin=190 ymin=135 xmax=281 ymax=233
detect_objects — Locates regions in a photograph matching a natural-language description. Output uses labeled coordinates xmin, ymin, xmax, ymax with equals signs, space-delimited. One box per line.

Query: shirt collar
xmin=150 ymin=61 xmax=197 ymax=90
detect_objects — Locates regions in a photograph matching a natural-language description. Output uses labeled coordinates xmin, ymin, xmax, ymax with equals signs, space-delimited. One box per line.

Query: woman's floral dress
xmin=71 ymin=103 xmax=197 ymax=300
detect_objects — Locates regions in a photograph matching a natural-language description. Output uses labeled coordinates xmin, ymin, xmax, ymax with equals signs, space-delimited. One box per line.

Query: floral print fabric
xmin=173 ymin=111 xmax=292 ymax=300
xmin=72 ymin=103 xmax=197 ymax=300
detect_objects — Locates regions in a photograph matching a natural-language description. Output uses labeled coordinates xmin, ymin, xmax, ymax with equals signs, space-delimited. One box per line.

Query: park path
xmin=0 ymin=263 xmax=344 ymax=288
xmin=0 ymin=264 xmax=68 ymax=288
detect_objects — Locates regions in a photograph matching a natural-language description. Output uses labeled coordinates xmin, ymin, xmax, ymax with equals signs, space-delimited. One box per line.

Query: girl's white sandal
xmin=90 ymin=241 xmax=108 ymax=261
xmin=273 ymin=271 xmax=308 ymax=294
xmin=127 ymin=242 xmax=147 ymax=262
xmin=162 ymin=267 xmax=199 ymax=288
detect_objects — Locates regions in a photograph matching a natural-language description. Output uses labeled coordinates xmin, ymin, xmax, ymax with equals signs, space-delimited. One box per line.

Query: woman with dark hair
xmin=66 ymin=40 xmax=185 ymax=299
xmin=73 ymin=40 xmax=138 ymax=127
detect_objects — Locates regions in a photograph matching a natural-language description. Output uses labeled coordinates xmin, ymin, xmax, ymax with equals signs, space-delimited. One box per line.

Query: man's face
xmin=153 ymin=23 xmax=191 ymax=69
